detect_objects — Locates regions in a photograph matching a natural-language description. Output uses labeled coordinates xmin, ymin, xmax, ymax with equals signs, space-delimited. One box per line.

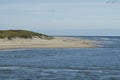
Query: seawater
xmin=76 ymin=36 xmax=120 ymax=48
xmin=0 ymin=36 xmax=120 ymax=80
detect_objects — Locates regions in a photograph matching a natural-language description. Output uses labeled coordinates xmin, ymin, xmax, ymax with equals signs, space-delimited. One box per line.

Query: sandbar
xmin=0 ymin=37 xmax=99 ymax=50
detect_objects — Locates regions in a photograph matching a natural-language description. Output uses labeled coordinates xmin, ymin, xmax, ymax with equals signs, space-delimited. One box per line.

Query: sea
xmin=0 ymin=36 xmax=120 ymax=80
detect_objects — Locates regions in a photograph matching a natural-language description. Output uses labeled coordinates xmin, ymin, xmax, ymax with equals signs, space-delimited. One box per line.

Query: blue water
xmin=76 ymin=36 xmax=120 ymax=48
xmin=0 ymin=36 xmax=120 ymax=80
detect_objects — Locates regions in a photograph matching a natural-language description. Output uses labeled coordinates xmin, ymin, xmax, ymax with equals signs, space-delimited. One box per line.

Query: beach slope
xmin=0 ymin=37 xmax=98 ymax=50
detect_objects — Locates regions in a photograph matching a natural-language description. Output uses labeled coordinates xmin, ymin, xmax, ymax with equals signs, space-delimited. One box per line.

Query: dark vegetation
xmin=0 ymin=30 xmax=53 ymax=40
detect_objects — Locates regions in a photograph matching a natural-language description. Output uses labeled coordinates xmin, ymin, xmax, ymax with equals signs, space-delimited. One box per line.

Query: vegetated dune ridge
xmin=0 ymin=30 xmax=53 ymax=40
xmin=0 ymin=30 xmax=98 ymax=50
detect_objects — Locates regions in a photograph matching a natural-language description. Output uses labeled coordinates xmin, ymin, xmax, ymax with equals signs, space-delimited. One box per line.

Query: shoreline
xmin=0 ymin=37 xmax=99 ymax=50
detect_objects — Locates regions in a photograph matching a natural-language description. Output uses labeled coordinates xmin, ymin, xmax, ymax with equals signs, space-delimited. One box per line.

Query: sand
xmin=0 ymin=37 xmax=98 ymax=50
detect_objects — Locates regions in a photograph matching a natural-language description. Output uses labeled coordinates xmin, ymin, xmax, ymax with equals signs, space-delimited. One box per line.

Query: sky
xmin=0 ymin=0 xmax=120 ymax=36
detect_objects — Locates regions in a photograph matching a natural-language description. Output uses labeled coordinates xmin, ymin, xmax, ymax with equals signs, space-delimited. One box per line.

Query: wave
xmin=100 ymin=38 xmax=110 ymax=41
xmin=0 ymin=66 xmax=21 ymax=70
xmin=96 ymin=44 xmax=104 ymax=48
xmin=0 ymin=49 xmax=28 ymax=52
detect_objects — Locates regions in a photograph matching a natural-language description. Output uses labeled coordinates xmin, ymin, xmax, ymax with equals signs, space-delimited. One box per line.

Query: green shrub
xmin=0 ymin=30 xmax=53 ymax=40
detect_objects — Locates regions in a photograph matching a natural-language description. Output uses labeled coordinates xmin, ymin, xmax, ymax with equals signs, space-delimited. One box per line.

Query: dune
xmin=0 ymin=30 xmax=98 ymax=50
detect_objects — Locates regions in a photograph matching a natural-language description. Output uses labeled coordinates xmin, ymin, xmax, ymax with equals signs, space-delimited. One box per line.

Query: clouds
xmin=0 ymin=1 xmax=120 ymax=35
xmin=1 ymin=0 xmax=119 ymax=4
xmin=0 ymin=0 xmax=109 ymax=4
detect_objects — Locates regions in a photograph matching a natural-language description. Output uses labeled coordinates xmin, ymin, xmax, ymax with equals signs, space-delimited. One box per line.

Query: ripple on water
xmin=0 ymin=66 xmax=120 ymax=80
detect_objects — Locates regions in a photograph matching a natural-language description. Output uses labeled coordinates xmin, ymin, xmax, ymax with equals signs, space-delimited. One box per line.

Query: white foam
xmin=0 ymin=49 xmax=27 ymax=52
xmin=100 ymin=38 xmax=110 ymax=41
xmin=0 ymin=66 xmax=20 ymax=70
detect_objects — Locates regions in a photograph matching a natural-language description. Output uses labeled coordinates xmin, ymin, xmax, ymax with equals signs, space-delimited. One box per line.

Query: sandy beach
xmin=0 ymin=37 xmax=98 ymax=50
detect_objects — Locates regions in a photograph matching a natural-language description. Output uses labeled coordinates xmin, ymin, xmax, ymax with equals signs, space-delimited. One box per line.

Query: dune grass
xmin=0 ymin=30 xmax=53 ymax=40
